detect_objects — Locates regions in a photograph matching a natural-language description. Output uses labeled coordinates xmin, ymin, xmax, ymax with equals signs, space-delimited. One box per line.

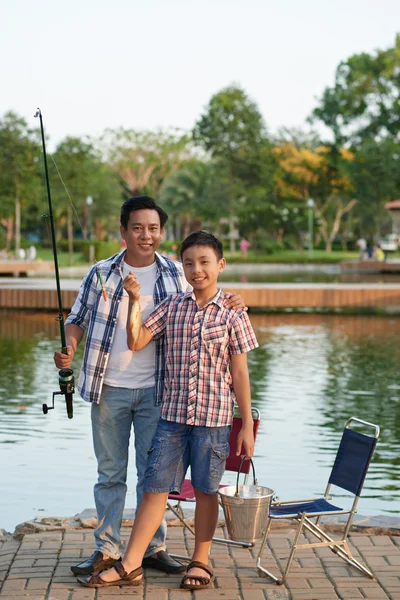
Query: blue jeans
xmin=91 ymin=385 xmax=165 ymax=559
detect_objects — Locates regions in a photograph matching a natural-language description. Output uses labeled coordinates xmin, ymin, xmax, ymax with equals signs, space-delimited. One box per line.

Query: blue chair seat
xmin=270 ymin=498 xmax=343 ymax=518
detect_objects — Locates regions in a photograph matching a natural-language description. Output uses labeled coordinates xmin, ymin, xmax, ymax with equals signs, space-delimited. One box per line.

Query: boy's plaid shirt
xmin=145 ymin=290 xmax=259 ymax=427
xmin=65 ymin=250 xmax=189 ymax=405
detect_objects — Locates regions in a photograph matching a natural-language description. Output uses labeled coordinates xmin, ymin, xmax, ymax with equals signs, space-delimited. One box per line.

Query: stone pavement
xmin=0 ymin=524 xmax=399 ymax=600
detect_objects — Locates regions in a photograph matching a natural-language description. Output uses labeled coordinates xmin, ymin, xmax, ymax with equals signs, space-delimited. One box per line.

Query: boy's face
xmin=181 ymin=245 xmax=225 ymax=293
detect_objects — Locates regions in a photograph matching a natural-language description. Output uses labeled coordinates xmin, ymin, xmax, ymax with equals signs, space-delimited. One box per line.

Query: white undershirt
xmin=104 ymin=260 xmax=157 ymax=388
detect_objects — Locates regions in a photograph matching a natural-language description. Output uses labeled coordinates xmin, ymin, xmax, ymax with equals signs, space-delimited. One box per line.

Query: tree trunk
xmin=228 ymin=169 xmax=235 ymax=253
xmin=276 ymin=228 xmax=284 ymax=245
xmin=1 ymin=217 xmax=14 ymax=251
xmin=67 ymin=204 xmax=74 ymax=265
xmin=315 ymin=197 xmax=357 ymax=253
xmin=182 ymin=213 xmax=191 ymax=239
xmin=15 ymin=176 xmax=21 ymax=255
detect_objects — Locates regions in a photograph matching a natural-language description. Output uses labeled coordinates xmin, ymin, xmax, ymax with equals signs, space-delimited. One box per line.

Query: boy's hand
xmin=236 ymin=423 xmax=254 ymax=459
xmin=123 ymin=271 xmax=141 ymax=302
xmin=223 ymin=292 xmax=248 ymax=311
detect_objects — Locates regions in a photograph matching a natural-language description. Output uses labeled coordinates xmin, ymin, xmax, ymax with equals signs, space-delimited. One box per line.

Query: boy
xmin=78 ymin=231 xmax=258 ymax=590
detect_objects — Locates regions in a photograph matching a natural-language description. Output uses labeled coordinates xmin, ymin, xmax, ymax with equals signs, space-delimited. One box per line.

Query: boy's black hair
xmin=120 ymin=196 xmax=168 ymax=229
xmin=180 ymin=230 xmax=224 ymax=260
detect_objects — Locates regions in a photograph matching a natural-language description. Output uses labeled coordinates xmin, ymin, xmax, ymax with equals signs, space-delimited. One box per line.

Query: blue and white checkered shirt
xmin=65 ymin=250 xmax=190 ymax=405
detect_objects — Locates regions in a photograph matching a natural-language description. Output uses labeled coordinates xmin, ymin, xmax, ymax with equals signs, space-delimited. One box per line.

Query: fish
xmin=129 ymin=299 xmax=142 ymax=344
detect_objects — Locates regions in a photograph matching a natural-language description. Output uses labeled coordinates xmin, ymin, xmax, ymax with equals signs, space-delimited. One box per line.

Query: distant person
xmin=373 ymin=244 xmax=385 ymax=262
xmin=27 ymin=246 xmax=37 ymax=261
xmin=356 ymin=237 xmax=367 ymax=260
xmin=17 ymin=248 xmax=26 ymax=260
xmin=366 ymin=241 xmax=373 ymax=260
xmin=240 ymin=237 xmax=251 ymax=258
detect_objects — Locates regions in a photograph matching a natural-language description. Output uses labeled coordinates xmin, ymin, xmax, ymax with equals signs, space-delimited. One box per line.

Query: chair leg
xmin=280 ymin=513 xmax=306 ymax=585
xmin=166 ymin=502 xmax=196 ymax=535
xmin=167 ymin=502 xmax=254 ymax=549
xmin=301 ymin=517 xmax=375 ymax=580
xmin=256 ymin=518 xmax=282 ymax=585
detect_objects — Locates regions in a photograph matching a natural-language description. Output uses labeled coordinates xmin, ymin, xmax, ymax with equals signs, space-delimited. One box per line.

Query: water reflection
xmin=0 ymin=310 xmax=399 ymax=533
xmin=219 ymin=270 xmax=400 ymax=284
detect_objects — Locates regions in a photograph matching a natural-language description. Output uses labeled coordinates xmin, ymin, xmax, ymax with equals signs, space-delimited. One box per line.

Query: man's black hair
xmin=120 ymin=196 xmax=168 ymax=229
xmin=180 ymin=230 xmax=223 ymax=261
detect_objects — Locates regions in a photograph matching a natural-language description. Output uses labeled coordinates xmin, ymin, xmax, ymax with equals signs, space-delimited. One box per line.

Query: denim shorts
xmin=143 ymin=419 xmax=231 ymax=495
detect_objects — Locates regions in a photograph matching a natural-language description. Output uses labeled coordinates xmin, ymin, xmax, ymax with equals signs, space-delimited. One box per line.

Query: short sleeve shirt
xmin=144 ymin=289 xmax=259 ymax=427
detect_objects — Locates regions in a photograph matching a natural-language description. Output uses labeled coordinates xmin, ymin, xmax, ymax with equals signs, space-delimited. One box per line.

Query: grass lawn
xmin=36 ymin=248 xmax=88 ymax=267
xmin=35 ymin=247 xmax=400 ymax=266
xmin=225 ymin=249 xmax=360 ymax=263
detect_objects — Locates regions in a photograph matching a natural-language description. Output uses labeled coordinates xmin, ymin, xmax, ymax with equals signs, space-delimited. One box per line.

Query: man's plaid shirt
xmin=66 ymin=250 xmax=189 ymax=405
xmin=145 ymin=290 xmax=259 ymax=427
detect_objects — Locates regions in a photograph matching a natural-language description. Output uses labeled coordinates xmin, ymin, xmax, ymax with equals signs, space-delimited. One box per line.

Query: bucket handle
xmin=235 ymin=456 xmax=258 ymax=497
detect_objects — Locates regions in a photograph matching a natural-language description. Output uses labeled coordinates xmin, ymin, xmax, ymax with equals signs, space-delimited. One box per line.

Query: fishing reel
xmin=43 ymin=368 xmax=75 ymax=419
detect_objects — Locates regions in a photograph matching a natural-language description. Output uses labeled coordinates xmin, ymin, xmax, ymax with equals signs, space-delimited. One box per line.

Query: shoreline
xmin=3 ymin=509 xmax=399 ymax=542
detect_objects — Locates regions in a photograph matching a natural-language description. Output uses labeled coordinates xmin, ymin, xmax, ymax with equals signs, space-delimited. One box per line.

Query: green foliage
xmin=311 ymin=34 xmax=400 ymax=144
xmin=81 ymin=240 xmax=121 ymax=262
xmin=193 ymin=85 xmax=266 ymax=159
xmin=0 ymin=112 xmax=42 ymax=249
xmin=101 ymin=127 xmax=192 ymax=198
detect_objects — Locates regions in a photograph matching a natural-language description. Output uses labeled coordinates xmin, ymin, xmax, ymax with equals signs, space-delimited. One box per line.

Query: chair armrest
xmin=271 ymin=496 xmax=326 ymax=506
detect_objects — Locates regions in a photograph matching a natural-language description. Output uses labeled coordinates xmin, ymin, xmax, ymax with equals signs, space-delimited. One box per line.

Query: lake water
xmin=1 ymin=310 xmax=399 ymax=533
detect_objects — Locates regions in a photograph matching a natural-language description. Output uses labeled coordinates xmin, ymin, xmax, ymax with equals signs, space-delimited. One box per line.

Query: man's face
xmin=181 ymin=245 xmax=225 ymax=292
xmin=120 ymin=209 xmax=164 ymax=266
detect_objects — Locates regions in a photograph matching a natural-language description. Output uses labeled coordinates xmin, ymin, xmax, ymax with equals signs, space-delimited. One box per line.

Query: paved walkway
xmin=1 ymin=524 xmax=399 ymax=600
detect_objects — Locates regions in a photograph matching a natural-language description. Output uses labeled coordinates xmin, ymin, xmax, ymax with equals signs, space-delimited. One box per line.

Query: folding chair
xmin=257 ymin=417 xmax=380 ymax=585
xmin=167 ymin=407 xmax=261 ymax=557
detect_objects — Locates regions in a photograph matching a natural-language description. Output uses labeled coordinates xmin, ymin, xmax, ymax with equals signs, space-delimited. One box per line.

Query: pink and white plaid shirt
xmin=144 ymin=290 xmax=259 ymax=427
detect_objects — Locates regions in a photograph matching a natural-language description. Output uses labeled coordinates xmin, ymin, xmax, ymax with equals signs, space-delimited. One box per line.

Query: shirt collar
xmin=188 ymin=288 xmax=224 ymax=308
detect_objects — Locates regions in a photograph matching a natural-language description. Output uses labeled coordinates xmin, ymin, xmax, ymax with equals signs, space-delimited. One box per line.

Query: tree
xmin=193 ymin=85 xmax=268 ymax=252
xmin=273 ymin=142 xmax=356 ymax=251
xmin=350 ymin=138 xmax=400 ymax=239
xmin=159 ymin=160 xmax=210 ymax=239
xmin=100 ymin=128 xmax=191 ymax=199
xmin=311 ymin=35 xmax=400 ymax=145
xmin=52 ymin=137 xmax=119 ymax=264
xmin=0 ymin=112 xmax=41 ymax=252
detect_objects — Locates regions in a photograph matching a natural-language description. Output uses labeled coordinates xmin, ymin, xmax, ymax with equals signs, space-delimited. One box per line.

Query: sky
xmin=1 ymin=0 xmax=400 ymax=150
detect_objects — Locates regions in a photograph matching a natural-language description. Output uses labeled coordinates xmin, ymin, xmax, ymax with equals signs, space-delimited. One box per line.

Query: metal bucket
xmin=218 ymin=457 xmax=274 ymax=543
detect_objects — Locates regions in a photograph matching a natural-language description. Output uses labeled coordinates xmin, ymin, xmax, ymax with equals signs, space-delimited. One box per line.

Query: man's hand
xmin=123 ymin=271 xmax=141 ymax=302
xmin=236 ymin=423 xmax=254 ymax=459
xmin=223 ymin=292 xmax=248 ymax=311
xmin=54 ymin=345 xmax=74 ymax=369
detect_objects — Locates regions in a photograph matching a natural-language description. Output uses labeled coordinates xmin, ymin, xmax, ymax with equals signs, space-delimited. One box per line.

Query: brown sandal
xmin=77 ymin=560 xmax=143 ymax=588
xmin=180 ymin=560 xmax=214 ymax=590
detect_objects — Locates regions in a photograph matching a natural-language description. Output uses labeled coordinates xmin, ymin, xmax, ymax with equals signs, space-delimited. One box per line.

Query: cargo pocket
xmin=146 ymin=441 xmax=163 ymax=476
xmin=210 ymin=442 xmax=230 ymax=482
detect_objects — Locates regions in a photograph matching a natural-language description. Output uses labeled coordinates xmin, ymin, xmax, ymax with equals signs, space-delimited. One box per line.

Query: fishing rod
xmin=34 ymin=108 xmax=74 ymax=419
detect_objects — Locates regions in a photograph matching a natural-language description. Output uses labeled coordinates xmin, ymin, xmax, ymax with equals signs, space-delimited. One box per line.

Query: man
xmin=54 ymin=196 xmax=243 ymax=576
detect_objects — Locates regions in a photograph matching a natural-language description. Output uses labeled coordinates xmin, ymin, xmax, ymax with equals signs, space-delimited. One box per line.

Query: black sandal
xmin=180 ymin=560 xmax=214 ymax=590
xmin=77 ymin=560 xmax=143 ymax=588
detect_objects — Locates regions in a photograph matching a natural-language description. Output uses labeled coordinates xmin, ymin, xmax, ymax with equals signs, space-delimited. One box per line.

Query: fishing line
xmin=47 ymin=153 xmax=108 ymax=301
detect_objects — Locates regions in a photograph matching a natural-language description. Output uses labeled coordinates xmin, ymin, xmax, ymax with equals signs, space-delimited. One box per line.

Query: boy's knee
xmin=194 ymin=489 xmax=218 ymax=501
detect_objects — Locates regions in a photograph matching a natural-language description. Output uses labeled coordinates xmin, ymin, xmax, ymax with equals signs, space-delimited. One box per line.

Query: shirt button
xmin=113 ymin=318 xmax=116 ymax=322
xmin=100 ymin=373 xmax=104 ymax=377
